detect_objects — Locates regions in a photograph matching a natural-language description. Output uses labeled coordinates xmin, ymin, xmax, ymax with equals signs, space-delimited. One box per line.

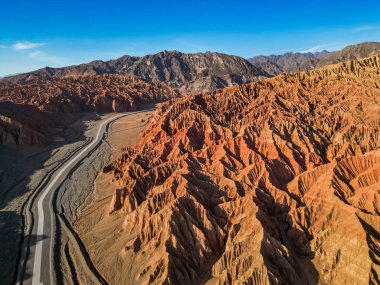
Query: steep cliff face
xmin=2 ymin=51 xmax=267 ymax=94
xmin=83 ymin=55 xmax=380 ymax=284
xmin=0 ymin=74 xmax=178 ymax=113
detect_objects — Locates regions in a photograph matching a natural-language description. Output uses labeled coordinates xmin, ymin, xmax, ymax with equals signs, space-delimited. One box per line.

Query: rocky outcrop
xmin=1 ymin=51 xmax=268 ymax=94
xmin=0 ymin=102 xmax=56 ymax=144
xmin=0 ymin=115 xmax=47 ymax=144
xmin=0 ymin=74 xmax=179 ymax=113
xmin=248 ymin=41 xmax=380 ymax=75
xmin=84 ymin=55 xmax=380 ymax=284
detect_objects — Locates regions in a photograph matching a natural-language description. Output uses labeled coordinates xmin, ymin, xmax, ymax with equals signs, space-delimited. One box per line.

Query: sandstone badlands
xmin=76 ymin=54 xmax=380 ymax=285
xmin=0 ymin=101 xmax=84 ymax=145
xmin=0 ymin=74 xmax=178 ymax=113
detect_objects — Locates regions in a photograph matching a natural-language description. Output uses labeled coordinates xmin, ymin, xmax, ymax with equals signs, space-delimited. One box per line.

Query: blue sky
xmin=0 ymin=0 xmax=379 ymax=76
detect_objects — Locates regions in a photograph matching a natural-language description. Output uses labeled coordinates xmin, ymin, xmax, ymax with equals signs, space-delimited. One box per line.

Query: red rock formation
xmin=0 ymin=114 xmax=47 ymax=145
xmin=0 ymin=74 xmax=179 ymax=113
xmin=0 ymin=101 xmax=57 ymax=144
xmin=83 ymin=55 xmax=380 ymax=284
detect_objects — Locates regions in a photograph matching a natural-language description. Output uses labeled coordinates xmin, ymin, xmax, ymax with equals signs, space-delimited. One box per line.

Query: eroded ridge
xmin=86 ymin=55 xmax=380 ymax=284
xmin=0 ymin=74 xmax=179 ymax=113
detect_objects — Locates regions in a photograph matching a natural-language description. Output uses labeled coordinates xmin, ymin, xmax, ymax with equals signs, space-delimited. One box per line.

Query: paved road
xmin=17 ymin=113 xmax=126 ymax=285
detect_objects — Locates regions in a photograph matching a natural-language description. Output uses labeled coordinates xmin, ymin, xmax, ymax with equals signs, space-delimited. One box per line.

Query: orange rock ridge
xmin=89 ymin=55 xmax=380 ymax=284
xmin=0 ymin=74 xmax=179 ymax=113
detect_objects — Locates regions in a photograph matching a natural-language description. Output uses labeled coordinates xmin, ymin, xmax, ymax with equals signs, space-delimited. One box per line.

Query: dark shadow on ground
xmin=0 ymin=103 xmax=158 ymax=284
xmin=356 ymin=214 xmax=380 ymax=284
xmin=0 ymin=210 xmax=47 ymax=285
xmin=0 ymin=111 xmax=95 ymax=285
xmin=255 ymin=186 xmax=319 ymax=285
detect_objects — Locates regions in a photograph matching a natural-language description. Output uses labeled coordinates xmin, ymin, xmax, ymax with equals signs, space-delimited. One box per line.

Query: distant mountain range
xmin=248 ymin=42 xmax=380 ymax=75
xmin=2 ymin=42 xmax=380 ymax=94
xmin=1 ymin=51 xmax=268 ymax=94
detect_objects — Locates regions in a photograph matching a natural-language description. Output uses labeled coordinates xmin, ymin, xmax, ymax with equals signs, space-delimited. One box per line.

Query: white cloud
xmin=300 ymin=45 xmax=329 ymax=53
xmin=299 ymin=42 xmax=344 ymax=53
xmin=13 ymin=41 xmax=46 ymax=50
xmin=266 ymin=42 xmax=345 ymax=55
xmin=353 ymin=26 xmax=374 ymax=33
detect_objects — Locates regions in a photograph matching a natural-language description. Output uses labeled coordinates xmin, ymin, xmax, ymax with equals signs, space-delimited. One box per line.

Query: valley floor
xmin=73 ymin=110 xmax=154 ymax=284
xmin=0 ymin=112 xmax=96 ymax=284
xmin=0 ymin=109 xmax=154 ymax=284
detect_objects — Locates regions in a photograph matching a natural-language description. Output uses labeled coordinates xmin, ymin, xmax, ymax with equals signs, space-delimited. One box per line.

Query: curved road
xmin=17 ymin=113 xmax=127 ymax=285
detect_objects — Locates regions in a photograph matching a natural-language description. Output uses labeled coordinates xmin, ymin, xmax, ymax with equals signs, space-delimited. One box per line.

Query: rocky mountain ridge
xmin=248 ymin=42 xmax=380 ymax=75
xmin=2 ymin=42 xmax=379 ymax=94
xmin=1 ymin=51 xmax=268 ymax=94
xmin=77 ymin=54 xmax=380 ymax=284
